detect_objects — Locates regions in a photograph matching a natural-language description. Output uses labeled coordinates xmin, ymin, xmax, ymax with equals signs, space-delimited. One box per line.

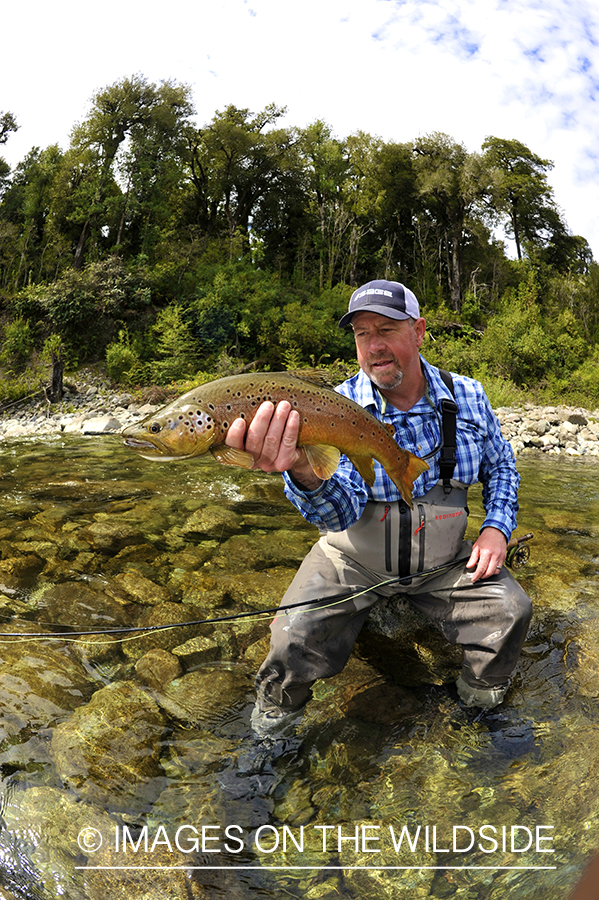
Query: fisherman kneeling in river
xmin=226 ymin=280 xmax=533 ymax=738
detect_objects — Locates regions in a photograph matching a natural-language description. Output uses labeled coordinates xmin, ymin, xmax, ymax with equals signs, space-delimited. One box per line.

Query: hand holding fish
xmin=226 ymin=400 xmax=324 ymax=489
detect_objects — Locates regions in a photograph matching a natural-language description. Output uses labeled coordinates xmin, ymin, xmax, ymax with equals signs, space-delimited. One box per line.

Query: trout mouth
xmin=122 ymin=435 xmax=195 ymax=461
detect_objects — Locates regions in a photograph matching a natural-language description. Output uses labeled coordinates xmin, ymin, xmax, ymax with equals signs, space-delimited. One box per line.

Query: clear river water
xmin=0 ymin=434 xmax=598 ymax=900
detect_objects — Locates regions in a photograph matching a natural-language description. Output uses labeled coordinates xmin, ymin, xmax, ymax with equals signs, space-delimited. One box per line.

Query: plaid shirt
xmin=283 ymin=357 xmax=520 ymax=540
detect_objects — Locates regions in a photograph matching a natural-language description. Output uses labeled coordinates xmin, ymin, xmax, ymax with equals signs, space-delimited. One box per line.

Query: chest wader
xmin=252 ymin=372 xmax=532 ymax=736
xmin=324 ymin=370 xmax=466 ymax=578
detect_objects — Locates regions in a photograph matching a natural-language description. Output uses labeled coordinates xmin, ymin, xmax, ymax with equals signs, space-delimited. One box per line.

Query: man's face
xmin=351 ymin=311 xmax=426 ymax=391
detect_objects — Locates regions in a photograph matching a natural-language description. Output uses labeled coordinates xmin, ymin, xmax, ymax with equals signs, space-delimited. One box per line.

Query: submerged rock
xmin=180 ymin=504 xmax=243 ymax=540
xmin=357 ymin=595 xmax=462 ymax=686
xmin=1 ymin=785 xmax=115 ymax=900
xmin=135 ymin=648 xmax=183 ymax=690
xmin=154 ymin=667 xmax=250 ymax=727
xmin=50 ymin=680 xmax=167 ymax=814
xmin=0 ymin=637 xmax=94 ymax=747
xmin=35 ymin=581 xmax=139 ymax=629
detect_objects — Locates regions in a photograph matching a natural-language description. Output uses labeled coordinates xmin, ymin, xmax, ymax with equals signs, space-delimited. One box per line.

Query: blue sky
xmin=3 ymin=0 xmax=599 ymax=257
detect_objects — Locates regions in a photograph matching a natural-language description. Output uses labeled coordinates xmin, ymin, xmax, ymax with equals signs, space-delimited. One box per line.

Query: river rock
xmin=154 ymin=667 xmax=249 ymax=727
xmin=356 ymin=594 xmax=463 ymax=686
xmin=82 ymin=844 xmax=217 ymax=899
xmin=85 ymin=521 xmax=146 ymax=553
xmin=113 ymin=571 xmax=172 ymax=605
xmin=216 ymin=566 xmax=296 ymax=609
xmin=81 ymin=416 xmax=123 ymax=434
xmin=50 ymin=680 xmax=167 ymax=814
xmin=135 ymin=648 xmax=183 ymax=689
xmin=120 ymin=601 xmax=206 ymax=660
xmin=1 ymin=785 xmax=115 ymax=900
xmin=180 ymin=504 xmax=243 ymax=540
xmin=208 ymin=529 xmax=315 ymax=572
xmin=171 ymin=634 xmax=221 ymax=667
xmin=0 ymin=637 xmax=94 ymax=747
xmin=35 ymin=581 xmax=138 ymax=629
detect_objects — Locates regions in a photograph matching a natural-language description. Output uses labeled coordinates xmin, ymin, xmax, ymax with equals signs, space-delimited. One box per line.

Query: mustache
xmin=367 ymin=353 xmax=400 ymax=365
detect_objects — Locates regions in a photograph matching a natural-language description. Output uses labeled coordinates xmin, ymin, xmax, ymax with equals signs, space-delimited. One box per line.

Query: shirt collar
xmin=354 ymin=357 xmax=454 ymax=414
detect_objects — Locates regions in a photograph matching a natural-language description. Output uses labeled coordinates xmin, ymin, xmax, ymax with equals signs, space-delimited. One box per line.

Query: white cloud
xmin=2 ymin=0 xmax=599 ymax=254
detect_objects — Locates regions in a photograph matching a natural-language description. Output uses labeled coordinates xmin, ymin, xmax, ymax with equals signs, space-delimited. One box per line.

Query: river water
xmin=0 ymin=434 xmax=598 ymax=899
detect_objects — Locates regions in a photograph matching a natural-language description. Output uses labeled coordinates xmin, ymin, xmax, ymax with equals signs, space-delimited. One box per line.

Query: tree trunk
xmin=46 ymin=352 xmax=64 ymax=403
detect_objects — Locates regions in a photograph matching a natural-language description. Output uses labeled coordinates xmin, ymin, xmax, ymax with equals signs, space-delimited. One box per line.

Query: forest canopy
xmin=1 ymin=74 xmax=598 ymax=408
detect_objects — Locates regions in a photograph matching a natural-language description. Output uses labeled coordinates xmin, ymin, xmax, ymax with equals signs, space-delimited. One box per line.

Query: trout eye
xmin=149 ymin=422 xmax=162 ymax=434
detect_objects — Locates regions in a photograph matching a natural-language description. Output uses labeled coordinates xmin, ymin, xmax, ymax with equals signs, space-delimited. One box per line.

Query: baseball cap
xmin=338 ymin=280 xmax=420 ymax=328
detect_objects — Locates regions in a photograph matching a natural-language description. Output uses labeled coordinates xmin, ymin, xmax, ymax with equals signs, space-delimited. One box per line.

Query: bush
xmin=106 ymin=342 xmax=139 ymax=385
xmin=1 ymin=317 xmax=35 ymax=372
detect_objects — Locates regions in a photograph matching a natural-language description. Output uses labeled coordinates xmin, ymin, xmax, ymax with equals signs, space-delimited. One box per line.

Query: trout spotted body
xmin=123 ymin=372 xmax=428 ymax=507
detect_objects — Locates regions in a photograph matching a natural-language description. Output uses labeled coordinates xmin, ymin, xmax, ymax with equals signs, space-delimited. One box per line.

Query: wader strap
xmin=438 ymin=369 xmax=458 ymax=494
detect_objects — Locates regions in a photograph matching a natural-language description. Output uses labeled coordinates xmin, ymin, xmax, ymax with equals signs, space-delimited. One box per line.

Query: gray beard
xmin=368 ymin=367 xmax=404 ymax=392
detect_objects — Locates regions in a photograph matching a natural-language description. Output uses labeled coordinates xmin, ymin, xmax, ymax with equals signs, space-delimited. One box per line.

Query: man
xmin=226 ymin=280 xmax=533 ymax=738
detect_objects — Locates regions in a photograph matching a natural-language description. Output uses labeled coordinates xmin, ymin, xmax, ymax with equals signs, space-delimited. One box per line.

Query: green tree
xmin=0 ymin=111 xmax=18 ymax=193
xmin=414 ymin=133 xmax=491 ymax=311
xmin=482 ymin=136 xmax=579 ymax=268
xmin=0 ymin=145 xmax=65 ymax=289
xmin=68 ymin=74 xmax=193 ymax=268
xmin=184 ymin=103 xmax=292 ymax=258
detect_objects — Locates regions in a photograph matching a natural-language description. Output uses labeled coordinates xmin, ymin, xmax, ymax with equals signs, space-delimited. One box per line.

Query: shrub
xmin=1 ymin=317 xmax=35 ymax=372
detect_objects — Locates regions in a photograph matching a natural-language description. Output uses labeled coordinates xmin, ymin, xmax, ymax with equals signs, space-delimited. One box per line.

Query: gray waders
xmin=251 ymin=481 xmax=533 ymax=737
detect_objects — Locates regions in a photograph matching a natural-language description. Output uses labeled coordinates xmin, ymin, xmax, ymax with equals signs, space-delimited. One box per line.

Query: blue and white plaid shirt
xmin=283 ymin=357 xmax=519 ymax=540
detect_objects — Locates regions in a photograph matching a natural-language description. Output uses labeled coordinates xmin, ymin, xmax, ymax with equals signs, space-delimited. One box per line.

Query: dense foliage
xmin=1 ymin=75 xmax=598 ymax=407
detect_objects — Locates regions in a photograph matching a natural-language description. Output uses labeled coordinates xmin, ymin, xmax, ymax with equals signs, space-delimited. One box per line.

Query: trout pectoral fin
xmin=210 ymin=444 xmax=255 ymax=470
xmin=304 ymin=444 xmax=341 ymax=480
xmin=346 ymin=454 xmax=376 ymax=487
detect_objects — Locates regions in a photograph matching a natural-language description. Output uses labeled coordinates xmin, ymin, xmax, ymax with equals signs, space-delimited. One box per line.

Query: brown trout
xmin=122 ymin=372 xmax=429 ymax=507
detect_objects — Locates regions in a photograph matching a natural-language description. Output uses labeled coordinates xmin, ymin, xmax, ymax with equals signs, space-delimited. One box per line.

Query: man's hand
xmin=225 ymin=400 xmax=323 ymax=489
xmin=467 ymin=526 xmax=508 ymax=583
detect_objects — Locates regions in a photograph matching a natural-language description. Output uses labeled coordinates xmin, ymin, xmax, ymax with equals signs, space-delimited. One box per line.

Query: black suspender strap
xmin=438 ymin=369 xmax=457 ymax=493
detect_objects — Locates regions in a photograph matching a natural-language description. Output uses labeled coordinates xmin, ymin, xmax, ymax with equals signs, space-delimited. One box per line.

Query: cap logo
xmin=353 ymin=288 xmax=394 ymax=301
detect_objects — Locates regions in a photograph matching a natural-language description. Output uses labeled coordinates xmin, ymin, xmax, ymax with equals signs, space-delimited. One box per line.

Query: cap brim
xmin=338 ymin=305 xmax=412 ymax=328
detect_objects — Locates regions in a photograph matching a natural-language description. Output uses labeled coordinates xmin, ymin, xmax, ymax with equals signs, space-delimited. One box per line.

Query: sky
xmin=2 ymin=0 xmax=599 ymax=258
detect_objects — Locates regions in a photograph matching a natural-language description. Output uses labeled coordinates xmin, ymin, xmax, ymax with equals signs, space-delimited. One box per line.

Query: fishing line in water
xmin=0 ymin=556 xmax=473 ymax=646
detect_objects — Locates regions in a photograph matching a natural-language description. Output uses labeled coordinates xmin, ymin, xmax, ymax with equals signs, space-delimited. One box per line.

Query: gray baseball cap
xmin=339 ymin=280 xmax=420 ymax=328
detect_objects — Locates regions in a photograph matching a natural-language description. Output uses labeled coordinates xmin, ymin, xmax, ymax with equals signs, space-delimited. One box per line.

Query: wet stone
xmin=208 ymin=529 xmax=314 ymax=572
xmin=217 ymin=566 xmax=296 ymax=609
xmin=154 ymin=667 xmax=250 ymax=727
xmin=50 ymin=680 xmax=167 ymax=814
xmin=0 ymin=555 xmax=45 ymax=590
xmin=82 ymin=845 xmax=213 ymax=899
xmin=35 ymin=581 xmax=138 ymax=629
xmin=0 ymin=638 xmax=94 ymax=746
xmin=71 ymin=633 xmax=122 ymax=664
xmin=84 ymin=521 xmax=146 ymax=553
xmin=135 ymin=648 xmax=183 ymax=690
xmin=172 ymin=570 xmax=229 ymax=609
xmin=357 ymin=595 xmax=463 ymax=686
xmin=32 ymin=506 xmax=75 ymax=532
xmin=172 ymin=634 xmax=221 ymax=667
xmin=1 ymin=785 xmax=115 ymax=900
xmin=180 ymin=504 xmax=243 ymax=540
xmin=120 ymin=601 xmax=206 ymax=661
xmin=160 ymin=731 xmax=235 ymax=780
xmin=243 ymin=633 xmax=271 ymax=667
xmin=113 ymin=571 xmax=172 ymax=605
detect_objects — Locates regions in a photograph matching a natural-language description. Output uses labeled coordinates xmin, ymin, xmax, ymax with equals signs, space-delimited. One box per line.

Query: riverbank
xmin=1 ymin=372 xmax=599 ymax=457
